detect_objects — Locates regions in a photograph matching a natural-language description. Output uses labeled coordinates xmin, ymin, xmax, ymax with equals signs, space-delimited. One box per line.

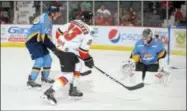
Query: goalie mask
xmin=142 ymin=29 xmax=153 ymax=44
xmin=80 ymin=11 xmax=93 ymax=25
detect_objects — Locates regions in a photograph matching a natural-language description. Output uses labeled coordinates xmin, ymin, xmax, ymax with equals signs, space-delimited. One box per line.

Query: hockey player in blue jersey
xmin=26 ymin=6 xmax=60 ymax=88
xmin=121 ymin=29 xmax=170 ymax=85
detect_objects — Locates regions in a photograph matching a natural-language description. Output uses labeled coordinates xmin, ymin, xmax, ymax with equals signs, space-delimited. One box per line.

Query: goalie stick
xmin=93 ymin=65 xmax=144 ymax=91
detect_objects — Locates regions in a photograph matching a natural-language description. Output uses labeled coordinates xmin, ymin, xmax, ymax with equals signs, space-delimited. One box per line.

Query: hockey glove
xmin=83 ymin=56 xmax=94 ymax=68
xmin=52 ymin=48 xmax=61 ymax=58
xmin=121 ymin=58 xmax=135 ymax=74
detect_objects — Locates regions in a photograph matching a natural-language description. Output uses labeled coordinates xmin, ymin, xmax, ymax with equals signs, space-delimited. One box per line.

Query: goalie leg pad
xmin=129 ymin=71 xmax=143 ymax=84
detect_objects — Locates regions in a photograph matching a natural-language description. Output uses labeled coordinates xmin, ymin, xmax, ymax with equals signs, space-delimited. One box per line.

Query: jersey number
xmin=33 ymin=17 xmax=40 ymax=24
xmin=63 ymin=24 xmax=82 ymax=41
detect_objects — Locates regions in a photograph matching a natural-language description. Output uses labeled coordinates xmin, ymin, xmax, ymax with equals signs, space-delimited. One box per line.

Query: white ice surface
xmin=1 ymin=48 xmax=186 ymax=110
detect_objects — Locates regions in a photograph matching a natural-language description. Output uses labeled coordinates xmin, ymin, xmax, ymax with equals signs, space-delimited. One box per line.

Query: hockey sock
xmin=30 ymin=57 xmax=45 ymax=81
xmin=73 ymin=71 xmax=80 ymax=78
xmin=52 ymin=76 xmax=68 ymax=91
xmin=71 ymin=72 xmax=80 ymax=87
xmin=30 ymin=67 xmax=41 ymax=80
xmin=42 ymin=67 xmax=51 ymax=78
xmin=42 ymin=54 xmax=52 ymax=78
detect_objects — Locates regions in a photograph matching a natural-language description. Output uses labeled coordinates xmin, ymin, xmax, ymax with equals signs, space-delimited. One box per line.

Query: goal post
xmin=168 ymin=25 xmax=186 ymax=65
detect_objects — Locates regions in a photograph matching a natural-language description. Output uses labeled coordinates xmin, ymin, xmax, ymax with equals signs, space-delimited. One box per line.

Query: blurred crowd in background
xmin=0 ymin=1 xmax=186 ymax=27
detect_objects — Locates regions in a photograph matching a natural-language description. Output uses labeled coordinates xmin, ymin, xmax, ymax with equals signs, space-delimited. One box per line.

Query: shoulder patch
xmin=87 ymin=39 xmax=92 ymax=45
xmin=137 ymin=44 xmax=144 ymax=47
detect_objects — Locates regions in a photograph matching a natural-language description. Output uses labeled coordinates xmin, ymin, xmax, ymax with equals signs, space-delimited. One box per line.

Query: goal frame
xmin=167 ymin=25 xmax=186 ymax=65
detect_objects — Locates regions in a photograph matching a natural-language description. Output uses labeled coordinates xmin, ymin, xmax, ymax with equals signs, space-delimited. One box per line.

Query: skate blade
xmin=41 ymin=81 xmax=54 ymax=85
xmin=40 ymin=95 xmax=56 ymax=106
xmin=68 ymin=96 xmax=82 ymax=100
xmin=41 ymin=82 xmax=47 ymax=85
xmin=26 ymin=85 xmax=41 ymax=90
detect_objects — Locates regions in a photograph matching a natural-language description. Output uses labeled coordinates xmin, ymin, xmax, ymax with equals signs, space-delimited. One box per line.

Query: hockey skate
xmin=68 ymin=84 xmax=83 ymax=100
xmin=41 ymin=77 xmax=55 ymax=84
xmin=27 ymin=75 xmax=41 ymax=89
xmin=41 ymin=87 xmax=57 ymax=105
xmin=41 ymin=72 xmax=55 ymax=84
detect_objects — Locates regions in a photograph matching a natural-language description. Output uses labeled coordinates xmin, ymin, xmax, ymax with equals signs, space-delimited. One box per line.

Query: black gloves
xmin=83 ymin=56 xmax=94 ymax=68
xmin=52 ymin=48 xmax=61 ymax=58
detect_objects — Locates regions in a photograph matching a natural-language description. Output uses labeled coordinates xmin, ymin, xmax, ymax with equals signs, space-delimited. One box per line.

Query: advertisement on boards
xmin=1 ymin=26 xmax=8 ymax=43
xmin=0 ymin=24 xmax=185 ymax=56
xmin=1 ymin=25 xmax=30 ymax=43
xmin=173 ymin=29 xmax=186 ymax=49
xmin=7 ymin=25 xmax=29 ymax=42
xmin=92 ymin=26 xmax=168 ymax=47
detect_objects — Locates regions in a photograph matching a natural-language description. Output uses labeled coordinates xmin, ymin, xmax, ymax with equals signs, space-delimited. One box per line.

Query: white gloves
xmin=121 ymin=58 xmax=136 ymax=74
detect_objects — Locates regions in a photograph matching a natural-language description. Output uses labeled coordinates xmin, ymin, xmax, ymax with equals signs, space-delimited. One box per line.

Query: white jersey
xmin=56 ymin=20 xmax=94 ymax=58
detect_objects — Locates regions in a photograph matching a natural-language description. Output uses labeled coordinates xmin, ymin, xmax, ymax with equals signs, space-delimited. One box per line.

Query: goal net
xmin=167 ymin=25 xmax=186 ymax=65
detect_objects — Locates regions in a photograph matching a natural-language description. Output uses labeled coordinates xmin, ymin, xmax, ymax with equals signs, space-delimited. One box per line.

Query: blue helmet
xmin=47 ymin=6 xmax=60 ymax=13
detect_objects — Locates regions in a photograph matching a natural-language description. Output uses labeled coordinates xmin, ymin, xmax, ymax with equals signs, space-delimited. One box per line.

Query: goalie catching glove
xmin=83 ymin=56 xmax=94 ymax=68
xmin=121 ymin=58 xmax=135 ymax=74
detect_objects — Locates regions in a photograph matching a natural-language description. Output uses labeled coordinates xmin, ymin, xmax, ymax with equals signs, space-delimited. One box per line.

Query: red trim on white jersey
xmin=79 ymin=48 xmax=89 ymax=60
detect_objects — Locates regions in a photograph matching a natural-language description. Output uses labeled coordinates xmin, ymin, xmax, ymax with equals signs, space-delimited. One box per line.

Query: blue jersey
xmin=25 ymin=13 xmax=56 ymax=59
xmin=26 ymin=13 xmax=52 ymax=43
xmin=132 ymin=39 xmax=165 ymax=65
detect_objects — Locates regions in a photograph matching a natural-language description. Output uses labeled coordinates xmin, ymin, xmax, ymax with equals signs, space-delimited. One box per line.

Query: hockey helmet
xmin=47 ymin=6 xmax=60 ymax=13
xmin=142 ymin=28 xmax=153 ymax=38
xmin=80 ymin=11 xmax=93 ymax=24
xmin=142 ymin=29 xmax=153 ymax=44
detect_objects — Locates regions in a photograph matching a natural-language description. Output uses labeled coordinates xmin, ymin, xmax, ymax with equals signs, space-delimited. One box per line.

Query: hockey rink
xmin=1 ymin=48 xmax=186 ymax=110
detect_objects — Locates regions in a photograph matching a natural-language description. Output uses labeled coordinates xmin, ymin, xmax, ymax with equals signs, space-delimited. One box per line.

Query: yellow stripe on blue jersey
xmin=158 ymin=50 xmax=166 ymax=59
xmin=132 ymin=55 xmax=140 ymax=62
xmin=26 ymin=32 xmax=40 ymax=42
xmin=41 ymin=34 xmax=52 ymax=42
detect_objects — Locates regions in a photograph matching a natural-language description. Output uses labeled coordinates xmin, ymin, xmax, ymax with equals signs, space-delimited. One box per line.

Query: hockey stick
xmin=169 ymin=66 xmax=185 ymax=69
xmin=93 ymin=65 xmax=144 ymax=91
xmin=80 ymin=70 xmax=92 ymax=76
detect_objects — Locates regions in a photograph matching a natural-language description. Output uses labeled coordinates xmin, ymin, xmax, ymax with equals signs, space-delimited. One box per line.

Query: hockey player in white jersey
xmin=121 ymin=29 xmax=170 ymax=85
xmin=41 ymin=11 xmax=94 ymax=105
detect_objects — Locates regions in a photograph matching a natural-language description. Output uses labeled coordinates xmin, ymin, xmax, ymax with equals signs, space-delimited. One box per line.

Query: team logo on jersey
xmin=142 ymin=53 xmax=154 ymax=61
xmin=108 ymin=29 xmax=120 ymax=43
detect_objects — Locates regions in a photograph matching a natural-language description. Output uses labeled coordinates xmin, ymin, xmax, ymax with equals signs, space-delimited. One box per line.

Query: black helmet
xmin=80 ymin=11 xmax=93 ymax=24
xmin=142 ymin=28 xmax=153 ymax=38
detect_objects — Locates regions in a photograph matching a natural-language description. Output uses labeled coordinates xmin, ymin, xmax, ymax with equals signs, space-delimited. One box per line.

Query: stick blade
xmin=126 ymin=83 xmax=144 ymax=91
xmin=170 ymin=66 xmax=178 ymax=69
